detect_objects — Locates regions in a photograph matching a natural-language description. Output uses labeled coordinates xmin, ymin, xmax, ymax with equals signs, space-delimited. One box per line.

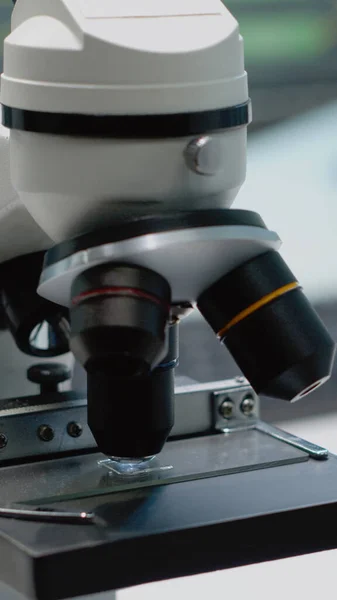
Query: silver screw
xmin=0 ymin=434 xmax=8 ymax=449
xmin=219 ymin=399 xmax=234 ymax=419
xmin=235 ymin=376 xmax=246 ymax=384
xmin=241 ymin=395 xmax=255 ymax=416
xmin=184 ymin=136 xmax=224 ymax=176
xmin=37 ymin=424 xmax=54 ymax=442
xmin=67 ymin=422 xmax=83 ymax=438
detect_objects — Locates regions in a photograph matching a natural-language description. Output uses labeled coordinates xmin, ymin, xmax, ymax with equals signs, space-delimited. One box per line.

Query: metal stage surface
xmin=0 ymin=425 xmax=336 ymax=600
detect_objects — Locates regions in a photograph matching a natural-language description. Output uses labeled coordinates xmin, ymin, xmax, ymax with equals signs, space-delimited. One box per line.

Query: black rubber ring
xmin=1 ymin=101 xmax=252 ymax=138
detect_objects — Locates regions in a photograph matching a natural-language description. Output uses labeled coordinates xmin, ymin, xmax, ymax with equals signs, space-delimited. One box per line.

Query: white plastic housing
xmin=1 ymin=0 xmax=249 ymax=247
xmin=0 ymin=124 xmax=51 ymax=260
xmin=10 ymin=130 xmax=246 ymax=242
xmin=2 ymin=0 xmax=247 ymax=115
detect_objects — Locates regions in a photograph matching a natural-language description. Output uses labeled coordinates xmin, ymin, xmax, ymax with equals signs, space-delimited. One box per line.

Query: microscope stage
xmin=0 ymin=428 xmax=336 ymax=599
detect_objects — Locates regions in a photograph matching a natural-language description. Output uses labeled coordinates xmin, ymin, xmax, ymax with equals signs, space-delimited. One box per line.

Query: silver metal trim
xmin=256 ymin=421 xmax=329 ymax=460
xmin=212 ymin=379 xmax=260 ymax=432
xmin=0 ymin=506 xmax=95 ymax=524
xmin=184 ymin=136 xmax=224 ymax=176
xmin=173 ymin=378 xmax=260 ymax=436
xmin=38 ymin=225 xmax=281 ymax=306
xmin=0 ymin=380 xmax=258 ymax=462
xmin=0 ymin=397 xmax=85 ymax=418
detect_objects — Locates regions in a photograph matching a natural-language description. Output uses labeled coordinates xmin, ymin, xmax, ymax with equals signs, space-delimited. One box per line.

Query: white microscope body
xmin=0 ymin=0 xmax=248 ymax=248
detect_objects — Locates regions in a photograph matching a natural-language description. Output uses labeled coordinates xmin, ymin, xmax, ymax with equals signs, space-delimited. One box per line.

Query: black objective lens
xmin=70 ymin=263 xmax=174 ymax=457
xmin=87 ymin=361 xmax=175 ymax=458
xmin=86 ymin=322 xmax=178 ymax=457
xmin=198 ymin=251 xmax=335 ymax=401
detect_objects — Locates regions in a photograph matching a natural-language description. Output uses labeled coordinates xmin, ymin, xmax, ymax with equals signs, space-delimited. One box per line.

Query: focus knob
xmin=27 ymin=363 xmax=71 ymax=395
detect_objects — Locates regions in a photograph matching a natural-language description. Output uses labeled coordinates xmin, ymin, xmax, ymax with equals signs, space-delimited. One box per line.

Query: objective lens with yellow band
xmin=217 ymin=281 xmax=300 ymax=338
xmin=197 ymin=251 xmax=335 ymax=402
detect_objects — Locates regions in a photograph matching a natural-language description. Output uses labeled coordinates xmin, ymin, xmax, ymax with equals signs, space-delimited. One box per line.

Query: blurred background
xmin=231 ymin=0 xmax=337 ymax=131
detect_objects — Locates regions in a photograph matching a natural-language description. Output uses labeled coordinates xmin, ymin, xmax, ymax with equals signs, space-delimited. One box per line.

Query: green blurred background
xmin=226 ymin=0 xmax=337 ymax=129
xmin=0 ymin=0 xmax=336 ymax=130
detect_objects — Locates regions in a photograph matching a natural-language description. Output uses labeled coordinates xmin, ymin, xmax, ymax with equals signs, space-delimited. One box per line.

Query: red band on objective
xmin=72 ymin=286 xmax=169 ymax=311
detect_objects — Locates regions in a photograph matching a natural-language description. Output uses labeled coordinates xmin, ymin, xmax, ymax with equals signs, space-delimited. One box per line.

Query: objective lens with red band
xmin=69 ymin=263 xmax=173 ymax=458
xmin=72 ymin=285 xmax=170 ymax=311
xmin=70 ymin=263 xmax=171 ymax=374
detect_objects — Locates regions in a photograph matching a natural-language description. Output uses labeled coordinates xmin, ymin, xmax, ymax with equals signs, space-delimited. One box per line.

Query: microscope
xmin=0 ymin=1 xmax=335 ymax=599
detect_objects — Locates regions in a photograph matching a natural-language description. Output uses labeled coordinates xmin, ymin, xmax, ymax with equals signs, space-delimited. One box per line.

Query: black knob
xmin=27 ymin=363 xmax=71 ymax=395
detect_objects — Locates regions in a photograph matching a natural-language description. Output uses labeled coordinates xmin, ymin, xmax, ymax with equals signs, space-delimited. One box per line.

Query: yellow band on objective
xmin=217 ymin=281 xmax=300 ymax=339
